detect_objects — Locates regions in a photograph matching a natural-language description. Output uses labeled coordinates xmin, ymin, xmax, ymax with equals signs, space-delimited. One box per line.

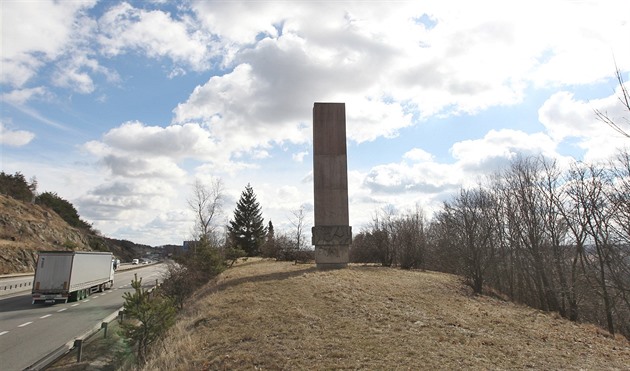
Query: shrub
xmin=120 ymin=274 xmax=176 ymax=365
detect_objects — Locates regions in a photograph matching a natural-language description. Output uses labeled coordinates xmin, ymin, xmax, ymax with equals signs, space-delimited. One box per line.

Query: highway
xmin=0 ymin=264 xmax=166 ymax=371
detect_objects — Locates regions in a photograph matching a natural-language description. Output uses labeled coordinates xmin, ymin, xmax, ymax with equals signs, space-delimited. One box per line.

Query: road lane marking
xmin=84 ymin=299 xmax=90 ymax=302
xmin=18 ymin=322 xmax=33 ymax=327
xmin=71 ymin=303 xmax=79 ymax=307
xmin=40 ymin=314 xmax=52 ymax=319
xmin=57 ymin=308 xmax=67 ymax=312
xmin=0 ymin=331 xmax=8 ymax=336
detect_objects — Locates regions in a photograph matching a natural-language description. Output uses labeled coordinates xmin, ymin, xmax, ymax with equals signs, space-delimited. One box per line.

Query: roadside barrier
xmin=24 ymin=307 xmax=124 ymax=370
xmin=0 ymin=278 xmax=32 ymax=296
xmin=24 ymin=281 xmax=161 ymax=370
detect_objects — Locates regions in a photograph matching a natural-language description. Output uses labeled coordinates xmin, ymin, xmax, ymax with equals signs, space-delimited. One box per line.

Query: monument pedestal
xmin=315 ymin=246 xmax=349 ymax=269
xmin=312 ymin=225 xmax=351 ymax=269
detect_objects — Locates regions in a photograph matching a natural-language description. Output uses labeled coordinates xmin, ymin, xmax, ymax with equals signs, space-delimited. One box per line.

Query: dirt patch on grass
xmin=141 ymin=259 xmax=630 ymax=370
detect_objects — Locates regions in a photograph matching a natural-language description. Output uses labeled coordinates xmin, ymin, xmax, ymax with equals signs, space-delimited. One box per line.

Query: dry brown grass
xmin=143 ymin=259 xmax=630 ymax=370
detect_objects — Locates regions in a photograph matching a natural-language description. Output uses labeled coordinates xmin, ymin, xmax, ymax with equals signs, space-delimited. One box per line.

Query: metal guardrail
xmin=24 ymin=307 xmax=124 ymax=370
xmin=25 ymin=281 xmax=161 ymax=370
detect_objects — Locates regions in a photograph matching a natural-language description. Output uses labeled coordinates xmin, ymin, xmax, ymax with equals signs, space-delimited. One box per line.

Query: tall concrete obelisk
xmin=312 ymin=102 xmax=352 ymax=269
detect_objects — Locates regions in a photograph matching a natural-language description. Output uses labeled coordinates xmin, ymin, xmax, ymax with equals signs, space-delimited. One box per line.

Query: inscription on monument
xmin=312 ymin=225 xmax=352 ymax=246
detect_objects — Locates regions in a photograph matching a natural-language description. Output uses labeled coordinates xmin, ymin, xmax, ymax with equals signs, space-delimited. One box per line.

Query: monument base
xmin=315 ymin=245 xmax=349 ymax=269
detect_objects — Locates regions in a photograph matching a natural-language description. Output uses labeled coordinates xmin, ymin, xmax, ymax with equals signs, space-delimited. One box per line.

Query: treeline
xmin=0 ymin=171 xmax=93 ymax=231
xmin=351 ymin=152 xmax=630 ymax=339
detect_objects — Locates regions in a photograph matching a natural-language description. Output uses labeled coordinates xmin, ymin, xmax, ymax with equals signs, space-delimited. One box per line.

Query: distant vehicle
xmin=32 ymin=251 xmax=115 ymax=304
xmin=132 ymin=259 xmax=139 ymax=265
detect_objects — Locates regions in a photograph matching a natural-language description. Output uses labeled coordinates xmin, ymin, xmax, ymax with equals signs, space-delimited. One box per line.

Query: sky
xmin=1 ymin=0 xmax=629 ymax=247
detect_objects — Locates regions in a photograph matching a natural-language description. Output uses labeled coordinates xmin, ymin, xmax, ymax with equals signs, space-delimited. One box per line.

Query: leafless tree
xmin=422 ymin=152 xmax=630 ymax=338
xmin=565 ymin=162 xmax=616 ymax=334
xmin=538 ymin=158 xmax=584 ymax=321
xmin=369 ymin=206 xmax=396 ymax=267
xmin=392 ymin=206 xmax=427 ymax=270
xmin=503 ymin=156 xmax=561 ymax=312
xmin=605 ymin=151 xmax=630 ymax=333
xmin=289 ymin=205 xmax=309 ymax=251
xmin=443 ymin=187 xmax=497 ymax=294
xmin=187 ymin=178 xmax=224 ymax=244
xmin=595 ymin=65 xmax=630 ymax=138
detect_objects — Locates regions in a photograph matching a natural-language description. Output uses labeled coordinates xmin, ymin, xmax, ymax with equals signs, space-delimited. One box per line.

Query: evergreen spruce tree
xmin=227 ymin=183 xmax=266 ymax=256
xmin=267 ymin=221 xmax=275 ymax=242
xmin=261 ymin=220 xmax=276 ymax=258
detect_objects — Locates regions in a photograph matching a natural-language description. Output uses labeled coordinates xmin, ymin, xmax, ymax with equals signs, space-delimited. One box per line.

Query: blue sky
xmin=1 ymin=0 xmax=629 ymax=246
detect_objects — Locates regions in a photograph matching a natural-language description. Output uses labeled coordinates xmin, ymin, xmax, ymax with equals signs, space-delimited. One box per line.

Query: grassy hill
xmin=141 ymin=259 xmax=630 ymax=370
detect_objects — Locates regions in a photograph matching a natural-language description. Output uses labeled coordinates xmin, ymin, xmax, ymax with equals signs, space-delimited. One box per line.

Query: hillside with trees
xmin=350 ymin=152 xmax=630 ymax=340
xmin=0 ymin=171 xmax=152 ymax=273
xmin=137 ymin=259 xmax=629 ymax=370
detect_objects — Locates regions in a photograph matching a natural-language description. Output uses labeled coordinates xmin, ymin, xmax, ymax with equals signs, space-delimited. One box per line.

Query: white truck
xmin=32 ymin=251 xmax=115 ymax=304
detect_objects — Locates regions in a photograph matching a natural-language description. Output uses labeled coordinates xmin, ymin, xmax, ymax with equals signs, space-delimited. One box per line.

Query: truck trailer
xmin=32 ymin=251 xmax=115 ymax=304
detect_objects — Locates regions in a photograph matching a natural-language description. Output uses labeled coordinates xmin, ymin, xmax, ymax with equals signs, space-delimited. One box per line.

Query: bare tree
xmin=595 ymin=65 xmax=630 ymax=138
xmin=503 ymin=156 xmax=561 ymax=312
xmin=565 ymin=162 xmax=616 ymax=334
xmin=536 ymin=157 xmax=579 ymax=320
xmin=370 ymin=206 xmax=396 ymax=267
xmin=539 ymin=158 xmax=584 ymax=321
xmin=605 ymin=151 xmax=630 ymax=334
xmin=187 ymin=178 xmax=224 ymax=243
xmin=393 ymin=206 xmax=427 ymax=270
xmin=443 ymin=187 xmax=497 ymax=294
xmin=289 ymin=206 xmax=308 ymax=251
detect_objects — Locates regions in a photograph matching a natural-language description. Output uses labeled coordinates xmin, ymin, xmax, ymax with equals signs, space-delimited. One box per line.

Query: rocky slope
xmin=0 ymin=194 xmax=149 ymax=274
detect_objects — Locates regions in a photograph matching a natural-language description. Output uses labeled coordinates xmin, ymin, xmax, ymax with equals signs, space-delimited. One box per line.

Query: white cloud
xmin=403 ymin=148 xmax=434 ymax=162
xmin=0 ymin=87 xmax=49 ymax=105
xmin=451 ymin=129 xmax=559 ymax=173
xmin=99 ymin=121 xmax=218 ymax=159
xmin=52 ymin=53 xmax=119 ymax=94
xmin=539 ymin=82 xmax=630 ymax=162
xmin=3 ymin=0 xmax=630 ymax=246
xmin=191 ymin=1 xmax=283 ymax=44
xmin=364 ymin=161 xmax=461 ymax=195
xmin=83 ymin=121 xmax=230 ymax=178
xmin=357 ymin=126 xmax=573 ymax=228
xmin=0 ymin=122 xmax=35 ymax=147
xmin=292 ymin=151 xmax=308 ymax=162
xmin=101 ymin=154 xmax=186 ymax=179
xmin=97 ymin=2 xmax=215 ymax=71
xmin=76 ymin=179 xmax=191 ymax=244
xmin=175 ymin=0 xmax=630 ymax=159
xmin=0 ymin=0 xmax=97 ymax=87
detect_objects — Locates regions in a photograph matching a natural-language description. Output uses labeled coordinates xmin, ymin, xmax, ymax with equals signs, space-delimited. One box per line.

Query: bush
xmin=224 ymin=246 xmax=246 ymax=267
xmin=163 ymin=237 xmax=226 ymax=309
xmin=160 ymin=265 xmax=196 ymax=310
xmin=121 ymin=274 xmax=176 ymax=365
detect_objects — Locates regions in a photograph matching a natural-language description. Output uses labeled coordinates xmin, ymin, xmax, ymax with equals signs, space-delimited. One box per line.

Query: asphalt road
xmin=0 ymin=264 xmax=166 ymax=371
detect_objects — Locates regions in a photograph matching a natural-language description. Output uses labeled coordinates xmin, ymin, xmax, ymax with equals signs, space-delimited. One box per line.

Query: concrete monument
xmin=312 ymin=102 xmax=352 ymax=269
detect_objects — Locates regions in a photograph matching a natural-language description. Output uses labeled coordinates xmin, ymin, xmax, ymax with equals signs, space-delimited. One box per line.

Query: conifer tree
xmin=121 ymin=274 xmax=176 ymax=365
xmin=227 ymin=183 xmax=266 ymax=256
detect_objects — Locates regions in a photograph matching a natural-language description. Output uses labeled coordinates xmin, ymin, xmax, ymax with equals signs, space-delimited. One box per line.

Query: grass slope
xmin=143 ymin=259 xmax=630 ymax=370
